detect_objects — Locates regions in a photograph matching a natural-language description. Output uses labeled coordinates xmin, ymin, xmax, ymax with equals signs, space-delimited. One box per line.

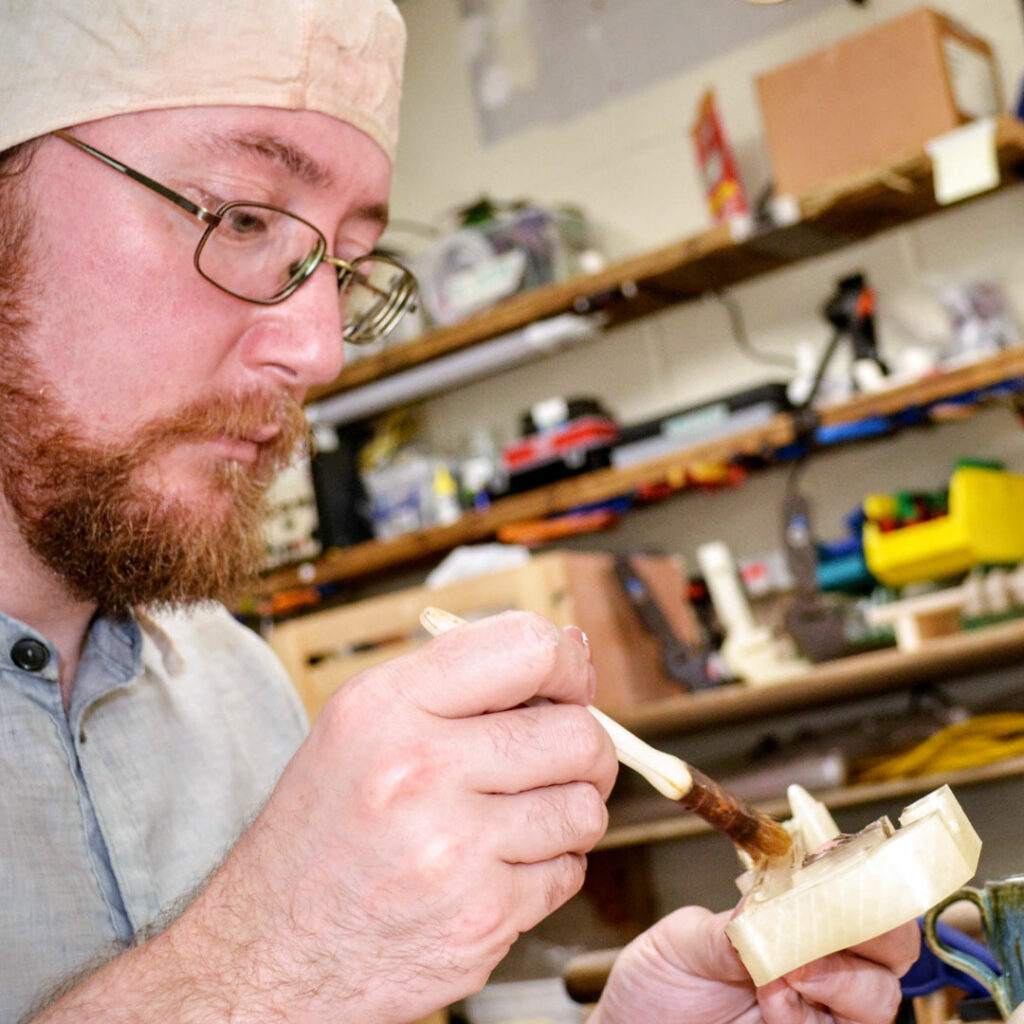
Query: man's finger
xmin=844 ymin=920 xmax=921 ymax=976
xmin=457 ymin=702 xmax=617 ymax=799
xmin=781 ymin=951 xmax=905 ymax=1024
xmin=385 ymin=611 xmax=596 ymax=717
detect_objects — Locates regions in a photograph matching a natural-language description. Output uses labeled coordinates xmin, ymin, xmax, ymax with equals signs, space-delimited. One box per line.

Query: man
xmin=0 ymin=1 xmax=916 ymax=1020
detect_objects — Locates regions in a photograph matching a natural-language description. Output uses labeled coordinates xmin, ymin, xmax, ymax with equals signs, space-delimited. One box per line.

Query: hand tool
xmin=612 ymin=554 xmax=714 ymax=690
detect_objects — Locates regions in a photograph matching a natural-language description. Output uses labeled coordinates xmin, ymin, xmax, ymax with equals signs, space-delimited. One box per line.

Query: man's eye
xmin=223 ymin=207 xmax=269 ymax=236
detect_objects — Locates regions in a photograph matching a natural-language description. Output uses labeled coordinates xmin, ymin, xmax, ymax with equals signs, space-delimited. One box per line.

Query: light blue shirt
xmin=0 ymin=604 xmax=308 ymax=1021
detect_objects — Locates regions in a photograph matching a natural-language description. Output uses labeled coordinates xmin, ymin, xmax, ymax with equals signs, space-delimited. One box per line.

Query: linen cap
xmin=1 ymin=0 xmax=406 ymax=160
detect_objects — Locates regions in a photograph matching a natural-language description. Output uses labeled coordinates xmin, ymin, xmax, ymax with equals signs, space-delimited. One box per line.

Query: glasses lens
xmin=342 ymin=255 xmax=418 ymax=344
xmin=197 ymin=203 xmax=323 ymax=302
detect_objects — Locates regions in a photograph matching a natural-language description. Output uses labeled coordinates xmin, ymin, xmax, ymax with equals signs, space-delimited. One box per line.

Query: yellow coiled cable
xmin=854 ymin=712 xmax=1024 ymax=783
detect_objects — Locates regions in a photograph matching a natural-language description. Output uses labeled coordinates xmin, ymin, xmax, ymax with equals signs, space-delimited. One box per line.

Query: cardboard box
xmin=267 ymin=551 xmax=701 ymax=721
xmin=757 ymin=7 xmax=1000 ymax=197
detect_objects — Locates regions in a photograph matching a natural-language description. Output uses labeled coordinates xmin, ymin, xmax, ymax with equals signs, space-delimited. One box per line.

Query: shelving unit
xmin=255 ymin=344 xmax=1024 ymax=600
xmin=610 ymin=617 xmax=1024 ymax=737
xmin=249 ymin=116 xmax=1024 ymax=604
xmin=256 ymin=117 xmax=1024 ymax=602
xmin=308 ymin=115 xmax=1024 ymax=403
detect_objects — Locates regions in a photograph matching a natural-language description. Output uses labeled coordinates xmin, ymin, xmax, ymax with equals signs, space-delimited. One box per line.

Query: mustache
xmin=126 ymin=389 xmax=311 ymax=470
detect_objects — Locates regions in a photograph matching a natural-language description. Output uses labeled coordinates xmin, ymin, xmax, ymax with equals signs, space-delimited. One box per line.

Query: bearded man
xmin=0 ymin=2 xmax=917 ymax=1021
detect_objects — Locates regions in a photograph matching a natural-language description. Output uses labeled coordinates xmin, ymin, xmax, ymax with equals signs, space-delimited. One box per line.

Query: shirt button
xmin=11 ymin=638 xmax=50 ymax=672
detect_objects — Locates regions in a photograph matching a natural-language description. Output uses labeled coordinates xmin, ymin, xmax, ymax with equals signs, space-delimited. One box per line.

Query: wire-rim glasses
xmin=53 ymin=129 xmax=418 ymax=345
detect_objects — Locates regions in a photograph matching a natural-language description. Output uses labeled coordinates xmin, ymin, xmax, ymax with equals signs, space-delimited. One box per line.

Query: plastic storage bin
xmin=863 ymin=466 xmax=1024 ymax=586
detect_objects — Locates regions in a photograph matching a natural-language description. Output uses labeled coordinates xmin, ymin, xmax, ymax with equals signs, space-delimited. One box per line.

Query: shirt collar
xmin=0 ymin=605 xmax=184 ymax=708
xmin=136 ymin=608 xmax=185 ymax=680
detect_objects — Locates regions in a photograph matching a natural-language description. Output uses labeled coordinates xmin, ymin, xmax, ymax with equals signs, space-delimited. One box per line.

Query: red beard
xmin=0 ymin=372 xmax=309 ymax=614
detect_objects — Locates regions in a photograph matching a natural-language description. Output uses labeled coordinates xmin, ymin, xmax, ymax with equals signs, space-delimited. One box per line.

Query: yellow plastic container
xmin=863 ymin=466 xmax=1024 ymax=586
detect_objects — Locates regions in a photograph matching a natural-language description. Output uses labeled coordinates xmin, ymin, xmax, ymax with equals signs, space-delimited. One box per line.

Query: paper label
xmin=926 ymin=118 xmax=999 ymax=205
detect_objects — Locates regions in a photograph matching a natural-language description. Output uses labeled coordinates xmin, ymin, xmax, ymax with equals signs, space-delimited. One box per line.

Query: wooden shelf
xmin=253 ymin=345 xmax=1024 ymax=599
xmin=308 ymin=115 xmax=1024 ymax=404
xmin=609 ymin=617 xmax=1024 ymax=738
xmin=598 ymin=751 xmax=1024 ymax=851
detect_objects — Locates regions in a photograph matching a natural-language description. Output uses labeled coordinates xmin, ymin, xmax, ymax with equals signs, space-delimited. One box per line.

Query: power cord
xmin=706 ymin=290 xmax=797 ymax=371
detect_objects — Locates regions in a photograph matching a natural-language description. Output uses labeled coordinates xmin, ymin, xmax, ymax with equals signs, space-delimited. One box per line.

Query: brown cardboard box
xmin=268 ymin=551 xmax=702 ymax=721
xmin=756 ymin=7 xmax=1001 ymax=197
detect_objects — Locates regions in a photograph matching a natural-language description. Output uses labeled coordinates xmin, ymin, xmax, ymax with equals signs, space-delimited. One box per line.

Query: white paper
xmin=926 ymin=118 xmax=999 ymax=206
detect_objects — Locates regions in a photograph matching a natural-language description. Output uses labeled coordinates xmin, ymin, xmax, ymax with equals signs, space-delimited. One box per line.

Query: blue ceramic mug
xmin=924 ymin=875 xmax=1024 ymax=1020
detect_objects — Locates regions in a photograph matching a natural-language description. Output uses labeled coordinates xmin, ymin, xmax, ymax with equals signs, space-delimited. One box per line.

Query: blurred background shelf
xmin=308 ymin=115 xmax=1024 ymax=404
xmin=611 ymin=618 xmax=1024 ymax=737
xmin=254 ymin=345 xmax=1024 ymax=600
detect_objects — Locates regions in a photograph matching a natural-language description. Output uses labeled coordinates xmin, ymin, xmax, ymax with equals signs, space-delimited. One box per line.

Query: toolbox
xmin=267 ymin=551 xmax=702 ymax=721
xmin=498 ymin=414 xmax=620 ymax=494
xmin=612 ymin=382 xmax=791 ymax=467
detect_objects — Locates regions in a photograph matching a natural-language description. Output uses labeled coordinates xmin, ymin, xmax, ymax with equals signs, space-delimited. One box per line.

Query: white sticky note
xmin=926 ymin=117 xmax=999 ymax=205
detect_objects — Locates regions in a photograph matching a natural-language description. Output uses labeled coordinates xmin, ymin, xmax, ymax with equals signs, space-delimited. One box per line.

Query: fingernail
xmin=563 ymin=625 xmax=592 ymax=657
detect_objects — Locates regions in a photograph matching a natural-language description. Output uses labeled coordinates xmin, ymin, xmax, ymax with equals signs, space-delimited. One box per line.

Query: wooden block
xmin=267 ymin=551 xmax=701 ymax=720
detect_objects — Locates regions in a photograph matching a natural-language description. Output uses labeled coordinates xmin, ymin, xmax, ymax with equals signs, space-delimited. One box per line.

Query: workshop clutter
xmin=686 ymin=463 xmax=1024 ymax=685
xmin=410 ymin=197 xmax=604 ymax=328
xmin=862 ymin=464 xmax=1024 ymax=587
xmin=350 ymin=410 xmax=463 ymax=540
xmin=756 ymin=7 xmax=1001 ymax=197
xmin=350 ymin=389 xmax=764 ymax=543
xmin=497 ymin=396 xmax=619 ymax=495
xmin=362 ymin=455 xmax=462 ymax=539
xmin=262 ymin=457 xmax=323 ymax=570
xmin=266 ymin=550 xmax=706 ymax=721
xmin=691 ymin=89 xmax=749 ymax=225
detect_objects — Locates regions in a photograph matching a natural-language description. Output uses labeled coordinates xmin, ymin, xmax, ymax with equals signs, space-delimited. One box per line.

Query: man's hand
xmin=175 ymin=611 xmax=618 ymax=1021
xmin=589 ymin=906 xmax=920 ymax=1024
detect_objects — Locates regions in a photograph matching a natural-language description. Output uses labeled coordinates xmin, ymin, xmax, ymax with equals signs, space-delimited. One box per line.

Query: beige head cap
xmin=1 ymin=0 xmax=406 ymax=160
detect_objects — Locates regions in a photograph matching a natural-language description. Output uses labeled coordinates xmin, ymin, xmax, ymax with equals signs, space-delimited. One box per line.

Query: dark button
xmin=11 ymin=638 xmax=50 ymax=672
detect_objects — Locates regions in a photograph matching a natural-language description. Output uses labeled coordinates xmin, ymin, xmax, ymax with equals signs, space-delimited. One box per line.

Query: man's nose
xmin=242 ymin=265 xmax=346 ymax=393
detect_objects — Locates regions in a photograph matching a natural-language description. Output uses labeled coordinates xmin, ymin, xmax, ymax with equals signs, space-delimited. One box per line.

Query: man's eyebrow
xmin=199 ymin=131 xmax=390 ymax=231
xmin=204 ymin=131 xmax=335 ymax=189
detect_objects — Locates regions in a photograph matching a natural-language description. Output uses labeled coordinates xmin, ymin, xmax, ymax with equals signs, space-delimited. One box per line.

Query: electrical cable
xmin=707 ymin=290 xmax=797 ymax=371
xmin=853 ymin=712 xmax=1024 ymax=782
xmin=794 ymin=327 xmax=843 ymax=413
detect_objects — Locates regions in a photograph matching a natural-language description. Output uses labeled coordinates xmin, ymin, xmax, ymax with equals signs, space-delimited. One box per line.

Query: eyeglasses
xmin=53 ymin=130 xmax=418 ymax=345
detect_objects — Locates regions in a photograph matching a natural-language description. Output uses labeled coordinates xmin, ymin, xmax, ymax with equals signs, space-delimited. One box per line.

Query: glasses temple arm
xmin=323 ymin=255 xmax=392 ymax=299
xmin=53 ymin=130 xmax=220 ymax=226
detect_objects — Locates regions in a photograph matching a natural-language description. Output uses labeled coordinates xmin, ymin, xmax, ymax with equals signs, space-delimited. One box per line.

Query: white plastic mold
xmin=725 ymin=784 xmax=982 ymax=986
